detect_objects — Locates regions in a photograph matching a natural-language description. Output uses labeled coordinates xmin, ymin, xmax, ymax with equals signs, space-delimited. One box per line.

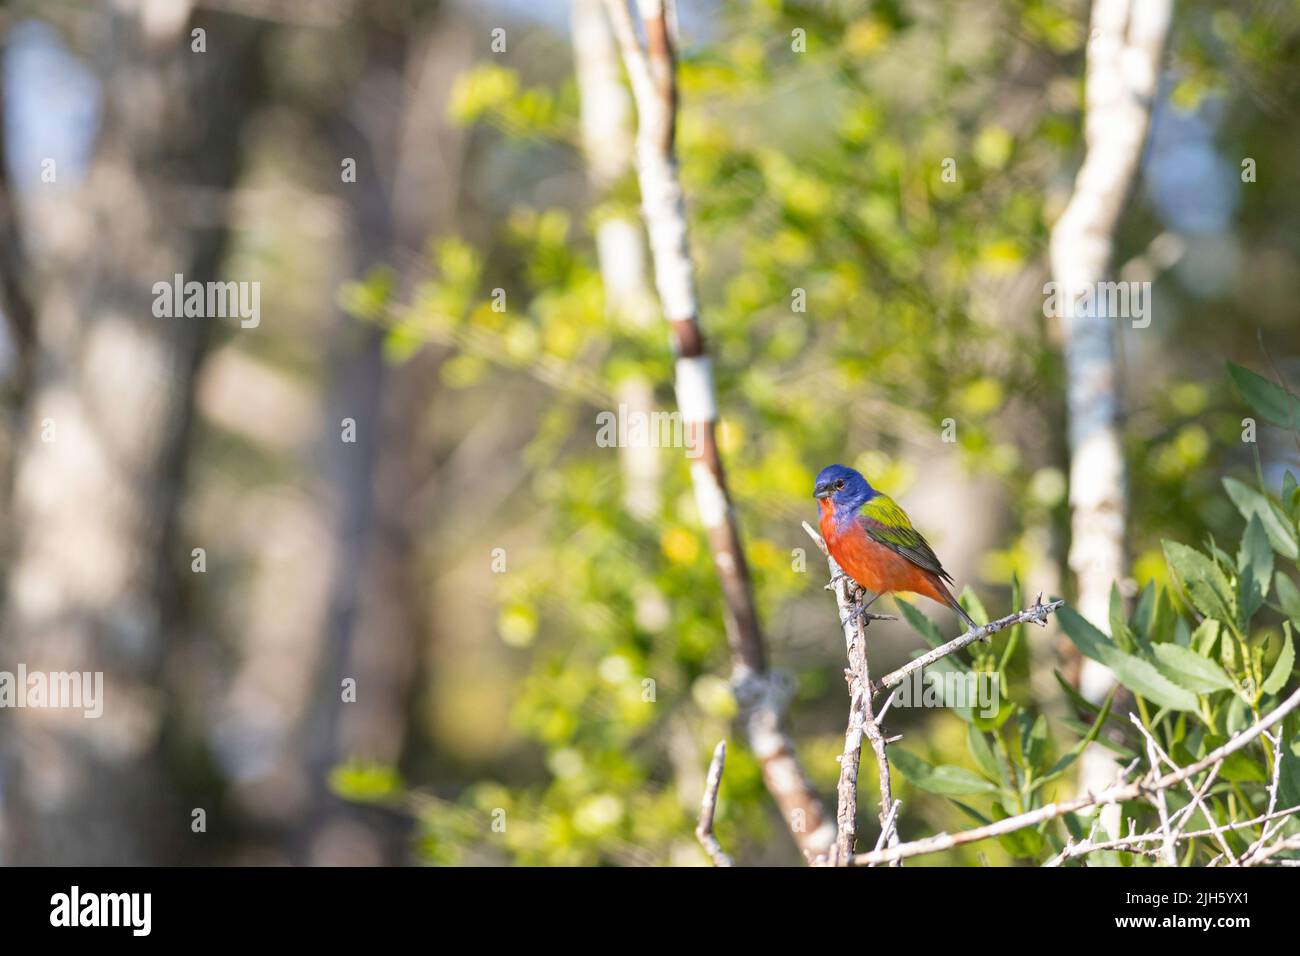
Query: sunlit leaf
xmin=1263 ymin=628 xmax=1295 ymax=696
xmin=1228 ymin=362 xmax=1300 ymax=431
xmin=1151 ymin=642 xmax=1234 ymax=694
xmin=1163 ymin=540 xmax=1234 ymax=621
xmin=1057 ymin=607 xmax=1198 ymax=712
xmin=891 ymin=748 xmax=998 ymax=796
xmin=1223 ymin=478 xmax=1299 ymax=560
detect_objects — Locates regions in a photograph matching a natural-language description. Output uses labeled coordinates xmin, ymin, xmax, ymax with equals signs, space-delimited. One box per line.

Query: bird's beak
xmin=814 ymin=487 xmax=830 ymax=500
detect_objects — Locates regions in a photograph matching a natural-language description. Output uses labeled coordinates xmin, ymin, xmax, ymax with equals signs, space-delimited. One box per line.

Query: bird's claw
xmin=826 ymin=571 xmax=853 ymax=593
xmin=826 ymin=572 xmax=867 ymax=603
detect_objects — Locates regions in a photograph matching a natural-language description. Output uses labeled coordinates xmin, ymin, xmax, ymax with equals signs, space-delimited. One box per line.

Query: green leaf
xmin=329 ymin=761 xmax=404 ymax=803
xmin=897 ymin=599 xmax=945 ymax=649
xmin=1238 ymin=564 xmax=1264 ymax=630
xmin=1200 ymin=735 xmax=1268 ymax=783
xmin=1020 ymin=712 xmax=1049 ymax=775
xmin=891 ymin=748 xmax=998 ymax=796
xmin=1060 ymin=724 xmax=1135 ymax=760
xmin=1223 ymin=477 xmax=1299 ymax=560
xmin=1149 ymin=586 xmax=1177 ymax=646
xmin=1163 ymin=540 xmax=1234 ymax=621
xmin=1263 ymin=629 xmax=1295 ymax=696
xmin=1057 ymin=607 xmax=1199 ymax=712
xmin=966 ymin=724 xmax=1002 ymax=784
xmin=1189 ymin=619 xmax=1220 ymax=657
xmin=1033 ymin=689 xmax=1114 ymax=792
xmin=1133 ymin=582 xmax=1157 ymax=639
xmin=1238 ymin=514 xmax=1274 ymax=601
xmin=1151 ymin=642 xmax=1235 ymax=694
xmin=958 ymin=585 xmax=989 ymax=627
xmin=1278 ymin=736 xmax=1300 ymax=818
xmin=950 ymin=800 xmax=991 ymax=827
xmin=1276 ymin=572 xmax=1300 ymax=620
xmin=1112 ymin=655 xmax=1200 ymax=712
xmin=971 ymin=692 xmax=1015 ymax=732
xmin=1226 ymin=695 xmax=1252 ymax=735
xmin=1055 ymin=670 xmax=1102 ymax=715
xmin=1056 ymin=605 xmax=1113 ymax=661
xmin=1109 ymin=583 xmax=1137 ymax=652
xmin=1207 ymin=535 xmax=1236 ymax=574
xmin=991 ymin=802 xmax=1045 ymax=858
xmin=997 ymin=573 xmax=1022 ymax=674
xmin=915 ymin=654 xmax=974 ymax=723
xmin=1228 ymin=361 xmax=1300 ymax=431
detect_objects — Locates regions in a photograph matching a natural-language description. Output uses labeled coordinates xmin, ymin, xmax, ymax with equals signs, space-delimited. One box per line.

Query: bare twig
xmin=1240 ymin=834 xmax=1300 ymax=867
xmin=1044 ymin=801 xmax=1300 ymax=866
xmin=1135 ymin=722 xmax=1177 ymax=865
xmin=853 ymin=684 xmax=1300 ymax=866
xmin=875 ymin=597 xmax=1065 ymax=694
xmin=872 ymin=800 xmax=902 ymax=859
xmin=695 ymin=740 xmax=734 ymax=867
xmin=1243 ymin=730 xmax=1285 ymax=859
xmin=806 ymin=522 xmax=897 ymax=865
xmin=1130 ymin=715 xmax=1236 ymax=863
xmin=875 ymin=686 xmax=902 ymax=722
xmin=1237 ymin=730 xmax=1298 ymax=867
xmin=1167 ymin=761 xmax=1221 ymax=848
xmin=831 ymin=610 xmax=870 ymax=865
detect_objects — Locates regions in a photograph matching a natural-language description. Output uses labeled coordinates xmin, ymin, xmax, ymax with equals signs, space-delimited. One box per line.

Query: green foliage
xmin=884 ymin=366 xmax=1300 ymax=864
xmin=1228 ymin=362 xmax=1300 ymax=432
xmin=329 ymin=761 xmax=404 ymax=803
xmin=893 ymin=748 xmax=998 ymax=796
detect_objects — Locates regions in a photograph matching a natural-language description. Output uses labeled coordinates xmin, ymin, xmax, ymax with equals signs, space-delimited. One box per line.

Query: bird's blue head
xmin=813 ymin=464 xmax=876 ymax=516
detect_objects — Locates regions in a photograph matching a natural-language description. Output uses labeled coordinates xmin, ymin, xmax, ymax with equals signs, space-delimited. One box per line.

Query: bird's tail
xmin=952 ymin=599 xmax=978 ymax=631
xmin=937 ymin=580 xmax=978 ymax=631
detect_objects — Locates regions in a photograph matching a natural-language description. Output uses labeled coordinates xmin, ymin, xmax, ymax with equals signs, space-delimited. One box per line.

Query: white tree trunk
xmin=601 ymin=0 xmax=834 ymax=856
xmin=572 ymin=0 xmax=661 ymax=520
xmin=1049 ymin=0 xmax=1173 ymax=827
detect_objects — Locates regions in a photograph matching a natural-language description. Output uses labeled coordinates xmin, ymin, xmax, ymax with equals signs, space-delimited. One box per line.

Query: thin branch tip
xmin=695 ymin=739 xmax=733 ymax=867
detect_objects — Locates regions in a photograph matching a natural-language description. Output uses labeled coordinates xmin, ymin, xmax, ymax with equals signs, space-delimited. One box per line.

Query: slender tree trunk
xmin=1049 ymin=0 xmax=1172 ymax=821
xmin=572 ymin=0 xmax=661 ymax=520
xmin=602 ymin=0 xmax=833 ymax=858
xmin=301 ymin=5 xmax=466 ymax=865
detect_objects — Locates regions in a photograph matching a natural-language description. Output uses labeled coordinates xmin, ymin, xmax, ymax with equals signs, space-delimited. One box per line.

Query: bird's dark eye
xmin=834 ymin=479 xmax=845 ymax=490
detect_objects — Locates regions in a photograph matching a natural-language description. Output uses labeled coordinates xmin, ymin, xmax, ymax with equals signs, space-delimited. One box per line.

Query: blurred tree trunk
xmin=572 ymin=0 xmax=660 ymax=521
xmin=1049 ymin=0 xmax=1172 ymax=814
xmin=301 ymin=1 xmax=467 ymax=865
xmin=0 ymin=31 xmax=36 ymax=580
xmin=0 ymin=69 xmax=33 ymax=401
xmin=0 ymin=7 xmax=264 ymax=865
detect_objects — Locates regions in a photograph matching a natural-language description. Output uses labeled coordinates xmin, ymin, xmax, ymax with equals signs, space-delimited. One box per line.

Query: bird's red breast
xmin=819 ymin=499 xmax=951 ymax=605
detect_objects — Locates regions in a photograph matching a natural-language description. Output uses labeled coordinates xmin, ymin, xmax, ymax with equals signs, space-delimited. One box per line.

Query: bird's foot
xmin=847 ymin=592 xmax=896 ymax=627
xmin=826 ymin=572 xmax=868 ymax=602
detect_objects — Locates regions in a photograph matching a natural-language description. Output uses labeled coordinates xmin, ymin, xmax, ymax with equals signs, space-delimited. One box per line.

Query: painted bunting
xmin=814 ymin=463 xmax=976 ymax=629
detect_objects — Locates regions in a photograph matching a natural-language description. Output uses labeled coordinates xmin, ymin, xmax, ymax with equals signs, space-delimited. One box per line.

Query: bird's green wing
xmin=858 ymin=494 xmax=954 ymax=583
